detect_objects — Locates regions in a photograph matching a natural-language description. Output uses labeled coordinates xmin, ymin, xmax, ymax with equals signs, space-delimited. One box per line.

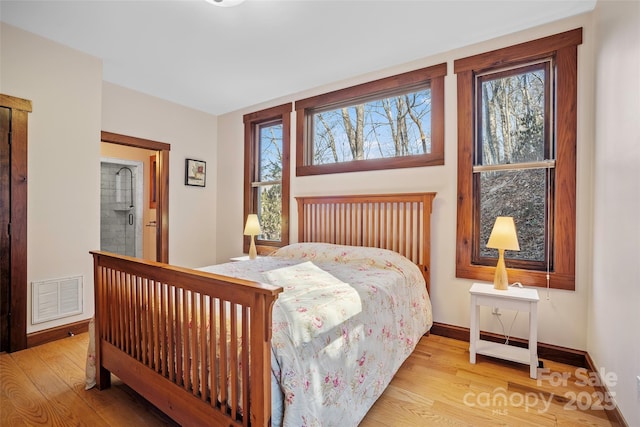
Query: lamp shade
xmin=486 ymin=216 xmax=520 ymax=251
xmin=243 ymin=214 xmax=261 ymax=236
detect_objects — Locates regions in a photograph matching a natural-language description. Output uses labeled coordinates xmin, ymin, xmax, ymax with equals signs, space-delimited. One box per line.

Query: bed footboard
xmin=91 ymin=251 xmax=282 ymax=427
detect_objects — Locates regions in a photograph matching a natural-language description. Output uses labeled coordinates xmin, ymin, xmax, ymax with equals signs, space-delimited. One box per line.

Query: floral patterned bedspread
xmin=198 ymin=242 xmax=432 ymax=427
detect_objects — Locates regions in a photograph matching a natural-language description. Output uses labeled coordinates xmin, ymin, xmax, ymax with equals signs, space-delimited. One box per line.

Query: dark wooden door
xmin=0 ymin=107 xmax=10 ymax=352
xmin=0 ymin=94 xmax=30 ymax=352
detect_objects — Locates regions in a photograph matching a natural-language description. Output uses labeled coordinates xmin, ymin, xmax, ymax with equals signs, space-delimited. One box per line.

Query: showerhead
xmin=115 ymin=166 xmax=135 ymax=208
xmin=116 ymin=166 xmax=133 ymax=176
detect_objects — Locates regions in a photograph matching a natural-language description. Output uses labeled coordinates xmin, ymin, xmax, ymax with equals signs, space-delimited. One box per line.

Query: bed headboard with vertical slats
xmin=296 ymin=192 xmax=436 ymax=294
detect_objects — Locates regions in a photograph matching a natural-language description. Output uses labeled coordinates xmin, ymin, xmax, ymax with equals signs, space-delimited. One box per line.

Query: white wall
xmin=217 ymin=13 xmax=596 ymax=351
xmin=102 ymin=82 xmax=218 ymax=268
xmin=589 ymin=1 xmax=640 ymax=425
xmin=0 ymin=23 xmax=102 ymax=333
xmin=1 ymin=23 xmax=219 ymax=334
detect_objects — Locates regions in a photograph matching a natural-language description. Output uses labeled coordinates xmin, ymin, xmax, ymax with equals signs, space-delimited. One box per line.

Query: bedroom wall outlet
xmin=492 ymin=307 xmax=501 ymax=316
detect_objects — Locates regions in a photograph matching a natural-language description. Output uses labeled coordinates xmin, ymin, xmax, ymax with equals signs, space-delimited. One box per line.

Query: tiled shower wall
xmin=100 ymin=162 xmax=141 ymax=257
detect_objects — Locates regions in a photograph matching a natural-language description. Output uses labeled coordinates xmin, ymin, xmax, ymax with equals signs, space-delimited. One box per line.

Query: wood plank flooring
xmin=1 ymin=333 xmax=614 ymax=426
xmin=361 ymin=335 xmax=614 ymax=426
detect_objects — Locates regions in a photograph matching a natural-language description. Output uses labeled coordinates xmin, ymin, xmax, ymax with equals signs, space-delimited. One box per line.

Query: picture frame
xmin=185 ymin=158 xmax=206 ymax=187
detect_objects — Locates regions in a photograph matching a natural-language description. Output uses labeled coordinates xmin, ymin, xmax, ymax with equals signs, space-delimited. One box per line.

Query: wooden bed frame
xmin=91 ymin=192 xmax=435 ymax=426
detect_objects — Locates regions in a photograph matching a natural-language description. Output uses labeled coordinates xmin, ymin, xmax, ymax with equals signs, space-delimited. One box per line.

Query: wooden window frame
xmin=454 ymin=28 xmax=582 ymax=291
xmin=243 ymin=103 xmax=292 ymax=254
xmin=472 ymin=60 xmax=554 ymax=272
xmin=295 ymin=63 xmax=447 ymax=176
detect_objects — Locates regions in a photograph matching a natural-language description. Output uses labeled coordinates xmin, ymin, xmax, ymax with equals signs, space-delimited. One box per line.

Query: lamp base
xmin=493 ymin=249 xmax=509 ymax=290
xmin=248 ymin=236 xmax=257 ymax=260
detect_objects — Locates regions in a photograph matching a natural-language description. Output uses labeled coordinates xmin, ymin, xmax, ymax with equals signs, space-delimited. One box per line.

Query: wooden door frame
xmin=100 ymin=131 xmax=170 ymax=263
xmin=1 ymin=94 xmax=31 ymax=352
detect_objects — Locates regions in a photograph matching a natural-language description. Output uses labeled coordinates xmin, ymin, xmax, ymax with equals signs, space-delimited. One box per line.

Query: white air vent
xmin=32 ymin=276 xmax=83 ymax=324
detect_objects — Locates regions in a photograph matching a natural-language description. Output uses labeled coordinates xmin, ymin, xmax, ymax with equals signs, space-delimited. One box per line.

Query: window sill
xmin=456 ymin=265 xmax=575 ymax=291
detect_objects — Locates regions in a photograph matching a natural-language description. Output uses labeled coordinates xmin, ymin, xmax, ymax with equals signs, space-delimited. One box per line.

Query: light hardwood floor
xmin=1 ymin=333 xmax=614 ymax=426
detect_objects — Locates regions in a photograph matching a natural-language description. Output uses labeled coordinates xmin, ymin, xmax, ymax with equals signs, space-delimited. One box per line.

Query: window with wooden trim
xmin=455 ymin=28 xmax=582 ymax=290
xmin=295 ymin=63 xmax=446 ymax=176
xmin=243 ymin=103 xmax=292 ymax=253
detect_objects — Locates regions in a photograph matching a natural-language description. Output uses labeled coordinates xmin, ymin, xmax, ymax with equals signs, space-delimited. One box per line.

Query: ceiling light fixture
xmin=205 ymin=0 xmax=246 ymax=7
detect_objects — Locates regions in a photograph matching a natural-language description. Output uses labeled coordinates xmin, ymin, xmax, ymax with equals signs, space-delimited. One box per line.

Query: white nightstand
xmin=469 ymin=282 xmax=539 ymax=379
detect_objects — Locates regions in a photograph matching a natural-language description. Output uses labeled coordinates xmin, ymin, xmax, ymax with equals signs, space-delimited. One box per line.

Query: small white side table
xmin=469 ymin=282 xmax=539 ymax=379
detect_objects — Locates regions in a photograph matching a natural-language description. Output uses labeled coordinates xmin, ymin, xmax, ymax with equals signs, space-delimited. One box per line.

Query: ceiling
xmin=0 ymin=0 xmax=596 ymax=116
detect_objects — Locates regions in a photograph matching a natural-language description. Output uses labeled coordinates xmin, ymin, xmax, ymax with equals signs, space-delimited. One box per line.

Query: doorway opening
xmin=100 ymin=158 xmax=144 ymax=258
xmin=100 ymin=131 xmax=170 ymax=263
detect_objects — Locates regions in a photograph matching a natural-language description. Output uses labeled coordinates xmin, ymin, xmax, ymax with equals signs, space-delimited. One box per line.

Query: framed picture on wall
xmin=185 ymin=158 xmax=206 ymax=187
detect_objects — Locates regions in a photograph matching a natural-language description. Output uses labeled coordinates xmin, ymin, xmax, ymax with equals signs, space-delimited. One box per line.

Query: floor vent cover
xmin=32 ymin=276 xmax=83 ymax=324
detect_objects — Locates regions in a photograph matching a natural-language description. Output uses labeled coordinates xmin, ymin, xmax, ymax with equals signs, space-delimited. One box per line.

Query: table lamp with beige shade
xmin=486 ymin=216 xmax=520 ymax=290
xmin=243 ymin=214 xmax=262 ymax=260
